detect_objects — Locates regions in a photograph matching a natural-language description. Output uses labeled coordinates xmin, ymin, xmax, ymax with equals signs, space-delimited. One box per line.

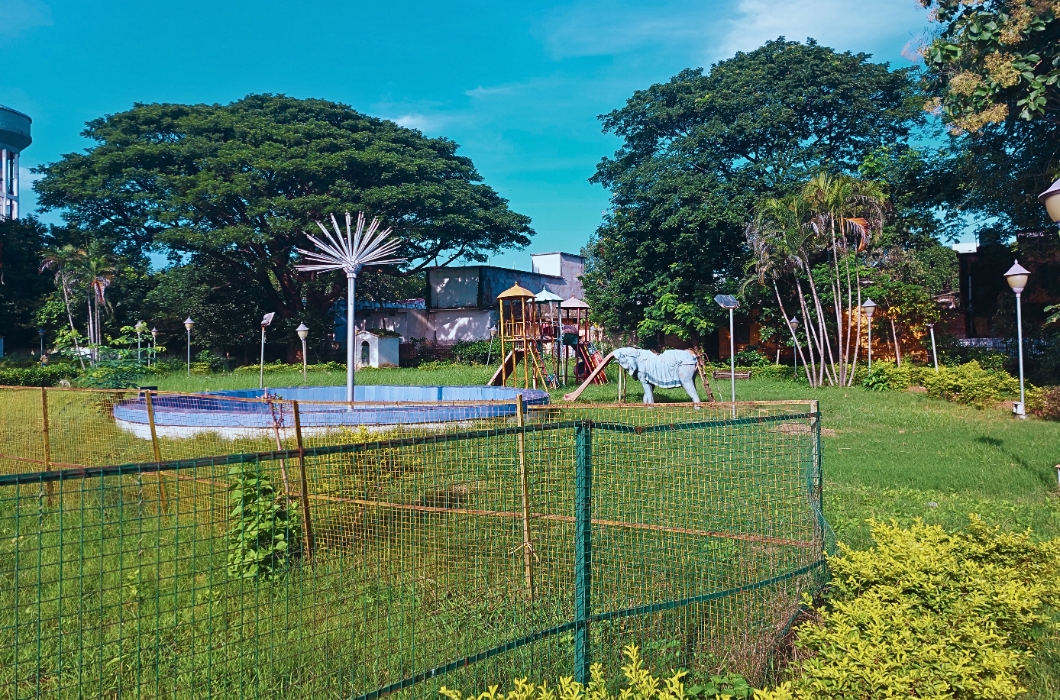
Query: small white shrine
xmin=355 ymin=331 xmax=400 ymax=368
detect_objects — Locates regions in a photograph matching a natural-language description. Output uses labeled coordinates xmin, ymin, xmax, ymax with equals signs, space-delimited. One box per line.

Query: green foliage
xmin=922 ymin=0 xmax=1060 ymax=127
xmin=36 ymin=94 xmax=534 ymax=325
xmin=0 ymin=217 xmax=55 ymax=347
xmin=439 ymin=646 xmax=753 ymax=700
xmin=226 ymin=466 xmax=300 ymax=581
xmin=451 ymin=340 xmax=494 ymax=365
xmin=861 ymin=361 xmax=921 ymax=391
xmin=1026 ymin=385 xmax=1060 ymax=421
xmin=757 ymin=518 xmax=1060 ymax=700
xmin=0 ymin=364 xmax=79 ymax=387
xmin=74 ymin=357 xmax=146 ymax=389
xmin=232 ymin=360 xmax=345 ymax=375
xmin=922 ymin=360 xmax=1020 ymax=409
xmin=732 ymin=349 xmax=771 ymax=368
xmin=583 ymin=39 xmax=925 ymax=339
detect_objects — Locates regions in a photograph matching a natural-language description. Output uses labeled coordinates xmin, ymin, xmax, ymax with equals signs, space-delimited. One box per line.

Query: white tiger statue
xmin=612 ymin=347 xmax=701 ymax=404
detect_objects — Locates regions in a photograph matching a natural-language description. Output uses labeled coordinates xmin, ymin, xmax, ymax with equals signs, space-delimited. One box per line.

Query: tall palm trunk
xmin=773 ymin=282 xmax=812 ymax=385
xmin=890 ymin=317 xmax=902 ymax=367
xmin=58 ymin=275 xmax=86 ymax=370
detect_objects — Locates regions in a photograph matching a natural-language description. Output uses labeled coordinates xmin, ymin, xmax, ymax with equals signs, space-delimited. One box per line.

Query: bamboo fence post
xmin=143 ymin=391 xmax=169 ymax=512
xmin=267 ymin=398 xmax=293 ymax=501
xmin=40 ymin=387 xmax=53 ymax=505
xmin=516 ymin=394 xmax=534 ymax=600
xmin=292 ymin=401 xmax=315 ymax=560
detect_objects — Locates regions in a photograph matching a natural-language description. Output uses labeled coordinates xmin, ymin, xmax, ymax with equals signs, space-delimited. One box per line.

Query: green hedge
xmin=0 ymin=365 xmax=80 ymax=387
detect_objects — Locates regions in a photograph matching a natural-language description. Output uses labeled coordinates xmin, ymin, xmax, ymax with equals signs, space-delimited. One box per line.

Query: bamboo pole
xmin=516 ymin=394 xmax=534 ymax=599
xmin=292 ymin=401 xmax=315 ymax=561
xmin=267 ymin=399 xmax=292 ymax=501
xmin=40 ymin=387 xmax=53 ymax=505
xmin=143 ymin=391 xmax=168 ymax=512
xmin=499 ymin=301 xmax=507 ymax=386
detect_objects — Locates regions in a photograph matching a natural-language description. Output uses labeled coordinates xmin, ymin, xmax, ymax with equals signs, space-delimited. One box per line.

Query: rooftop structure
xmin=0 ymin=105 xmax=31 ymax=221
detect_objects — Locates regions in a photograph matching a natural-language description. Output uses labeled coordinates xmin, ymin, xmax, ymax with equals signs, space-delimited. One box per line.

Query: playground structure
xmin=489 ymin=285 xmax=609 ymax=390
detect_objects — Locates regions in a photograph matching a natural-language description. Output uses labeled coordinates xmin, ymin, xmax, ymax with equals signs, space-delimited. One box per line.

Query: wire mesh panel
xmin=0 ymin=402 xmax=829 ymax=699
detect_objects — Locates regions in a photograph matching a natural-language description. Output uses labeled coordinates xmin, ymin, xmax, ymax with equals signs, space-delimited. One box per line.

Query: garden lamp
xmin=37 ymin=328 xmax=45 ymax=364
xmin=1004 ymin=261 xmax=1030 ymax=419
xmin=259 ymin=312 xmax=275 ymax=390
xmin=135 ymin=321 xmax=145 ymax=364
xmin=1037 ymin=178 xmax=1060 ymax=222
xmin=714 ymin=294 xmax=739 ymax=416
xmin=150 ymin=327 xmax=158 ymax=368
xmin=184 ymin=317 xmax=194 ymax=376
xmin=296 ymin=322 xmax=309 ymax=385
xmin=862 ymin=299 xmax=876 ymax=372
xmin=787 ymin=317 xmax=800 ymax=379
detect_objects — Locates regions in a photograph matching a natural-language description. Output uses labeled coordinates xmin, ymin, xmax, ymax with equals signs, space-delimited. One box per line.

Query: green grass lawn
xmin=154 ymin=363 xmax=1060 ymax=548
xmin=12 ymin=362 xmax=1059 ymax=697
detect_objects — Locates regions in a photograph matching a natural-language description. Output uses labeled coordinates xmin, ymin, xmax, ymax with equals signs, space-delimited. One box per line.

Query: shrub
xmin=74 ymin=358 xmax=145 ymax=389
xmin=452 ymin=340 xmax=494 ymax=365
xmin=226 ymin=466 xmax=301 ymax=580
xmin=0 ymin=364 xmax=79 ymax=387
xmin=921 ymin=360 xmax=1019 ymax=409
xmin=439 ymin=645 xmax=753 ymax=700
xmin=1026 ymin=385 xmax=1060 ymax=421
xmin=756 ymin=518 xmax=1060 ymax=700
xmin=733 ymin=348 xmax=772 ymax=368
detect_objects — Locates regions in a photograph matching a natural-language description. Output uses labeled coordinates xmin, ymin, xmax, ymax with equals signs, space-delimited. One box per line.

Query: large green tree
xmin=0 ymin=217 xmax=55 ymax=348
xmin=920 ymin=0 xmax=1060 ymax=232
xmin=583 ymin=39 xmax=926 ymax=342
xmin=34 ymin=94 xmax=534 ymax=321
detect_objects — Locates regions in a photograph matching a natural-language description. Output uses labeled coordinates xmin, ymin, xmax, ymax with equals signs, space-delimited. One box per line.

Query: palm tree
xmin=78 ymin=241 xmax=117 ymax=355
xmin=747 ymin=173 xmax=886 ymax=388
xmin=39 ymin=244 xmax=87 ymax=370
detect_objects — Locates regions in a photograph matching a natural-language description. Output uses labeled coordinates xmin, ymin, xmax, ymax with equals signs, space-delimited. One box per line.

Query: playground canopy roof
xmin=534 ymin=289 xmax=563 ymax=303
xmin=560 ymin=296 xmax=590 ymax=309
xmin=497 ymin=283 xmax=536 ymax=300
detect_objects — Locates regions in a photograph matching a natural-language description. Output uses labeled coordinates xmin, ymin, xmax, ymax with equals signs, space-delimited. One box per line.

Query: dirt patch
xmin=775 ymin=423 xmax=837 ymax=437
xmin=907 ymin=386 xmax=927 ymax=394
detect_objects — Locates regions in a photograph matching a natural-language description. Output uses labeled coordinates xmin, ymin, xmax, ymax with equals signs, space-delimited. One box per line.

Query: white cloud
xmin=714 ymin=0 xmax=929 ymax=63
xmin=391 ymin=112 xmax=446 ymax=133
xmin=465 ymin=85 xmax=517 ymax=99
xmin=0 ymin=0 xmax=53 ymax=39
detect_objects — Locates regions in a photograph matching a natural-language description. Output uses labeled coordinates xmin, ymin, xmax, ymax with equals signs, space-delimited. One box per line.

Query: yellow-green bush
xmin=756 ymin=518 xmax=1060 ymax=700
xmin=920 ymin=360 xmax=1020 ymax=409
xmin=439 ymin=646 xmax=753 ymax=700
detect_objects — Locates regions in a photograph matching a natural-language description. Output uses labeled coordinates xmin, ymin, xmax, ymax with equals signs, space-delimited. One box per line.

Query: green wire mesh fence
xmin=0 ymin=400 xmax=831 ymax=699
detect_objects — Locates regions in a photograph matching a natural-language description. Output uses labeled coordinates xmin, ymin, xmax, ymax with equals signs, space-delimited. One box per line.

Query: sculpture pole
xmin=347 ymin=273 xmax=356 ymax=402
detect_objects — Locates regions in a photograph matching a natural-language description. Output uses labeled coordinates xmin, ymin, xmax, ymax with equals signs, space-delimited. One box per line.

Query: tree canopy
xmin=582 ymin=39 xmax=927 ymax=342
xmin=34 ymin=94 xmax=534 ymax=321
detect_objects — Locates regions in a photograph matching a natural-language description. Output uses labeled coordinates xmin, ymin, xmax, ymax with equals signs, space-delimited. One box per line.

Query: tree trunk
xmin=773 ymin=281 xmax=813 ymax=386
xmin=890 ymin=316 xmax=902 ymax=367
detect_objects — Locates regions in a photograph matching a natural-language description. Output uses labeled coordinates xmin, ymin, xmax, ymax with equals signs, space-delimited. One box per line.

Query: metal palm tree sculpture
xmin=296 ymin=212 xmax=405 ymax=402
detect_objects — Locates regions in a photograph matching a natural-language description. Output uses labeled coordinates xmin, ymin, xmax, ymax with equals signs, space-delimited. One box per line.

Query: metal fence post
xmin=516 ymin=394 xmax=534 ymax=600
xmin=292 ymin=401 xmax=315 ymax=560
xmin=40 ymin=387 xmax=53 ymax=505
xmin=574 ymin=420 xmax=593 ymax=684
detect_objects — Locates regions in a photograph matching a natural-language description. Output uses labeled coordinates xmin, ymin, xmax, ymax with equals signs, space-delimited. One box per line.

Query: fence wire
xmin=0 ymin=399 xmax=830 ymax=700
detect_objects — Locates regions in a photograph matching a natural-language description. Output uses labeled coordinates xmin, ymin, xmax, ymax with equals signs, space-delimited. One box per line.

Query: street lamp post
xmin=38 ymin=328 xmax=45 ymax=365
xmin=714 ymin=294 xmax=739 ymax=417
xmin=296 ymin=323 xmax=309 ymax=385
xmin=787 ymin=317 xmax=800 ymax=380
xmin=1004 ymin=261 xmax=1030 ymax=419
xmin=862 ymin=299 xmax=877 ymax=372
xmin=150 ymin=327 xmax=158 ymax=368
xmin=927 ymin=322 xmax=939 ymax=373
xmin=184 ymin=318 xmax=194 ymax=377
xmin=259 ymin=313 xmax=275 ymax=390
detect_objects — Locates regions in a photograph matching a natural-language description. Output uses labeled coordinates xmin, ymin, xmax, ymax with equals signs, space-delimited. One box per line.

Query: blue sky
xmin=1 ymin=0 xmax=933 ymax=269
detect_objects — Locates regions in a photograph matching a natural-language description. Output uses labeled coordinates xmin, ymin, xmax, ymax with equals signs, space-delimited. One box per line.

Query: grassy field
xmin=151 ymin=362 xmax=1060 ymax=548
xmin=4 ymin=362 xmax=1059 ymax=697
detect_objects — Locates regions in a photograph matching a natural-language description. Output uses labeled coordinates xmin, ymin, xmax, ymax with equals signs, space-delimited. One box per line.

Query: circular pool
xmin=113 ymin=385 xmax=551 ymax=440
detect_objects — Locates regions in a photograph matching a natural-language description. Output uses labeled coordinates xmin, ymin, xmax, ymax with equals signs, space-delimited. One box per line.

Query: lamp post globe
xmin=183 ymin=317 xmax=194 ymax=377
xmin=37 ymin=328 xmax=45 ymax=364
xmin=713 ymin=294 xmax=739 ymax=417
xmin=1037 ymin=178 xmax=1060 ymax=223
xmin=1005 ymin=261 xmax=1031 ymax=419
xmin=296 ymin=322 xmax=310 ymax=385
xmin=787 ymin=317 xmax=800 ymax=379
xmin=150 ymin=327 xmax=158 ymax=368
xmin=862 ymin=299 xmax=877 ymax=371
xmin=134 ymin=321 xmax=145 ymax=364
